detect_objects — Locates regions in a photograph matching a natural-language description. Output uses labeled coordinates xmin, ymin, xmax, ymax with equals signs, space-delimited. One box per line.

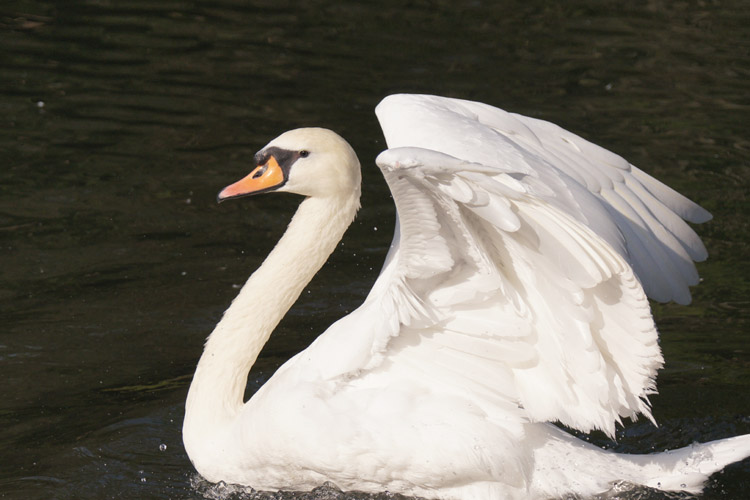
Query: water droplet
xmin=140 ymin=477 xmax=147 ymax=483
xmin=36 ymin=101 xmax=45 ymax=108
xmin=373 ymin=226 xmax=378 ymax=231
xmin=681 ymin=483 xmax=687 ymax=488
xmin=159 ymin=443 xmax=167 ymax=451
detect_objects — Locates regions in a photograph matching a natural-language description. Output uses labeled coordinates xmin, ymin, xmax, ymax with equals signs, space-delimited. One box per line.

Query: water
xmin=1 ymin=1 xmax=748 ymax=498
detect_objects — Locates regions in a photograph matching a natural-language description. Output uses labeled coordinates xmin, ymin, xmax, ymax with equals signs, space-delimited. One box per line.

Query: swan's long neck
xmin=184 ymin=193 xmax=359 ymax=443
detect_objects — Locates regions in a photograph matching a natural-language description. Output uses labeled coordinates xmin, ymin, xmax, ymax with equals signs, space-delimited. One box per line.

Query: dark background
xmin=1 ymin=1 xmax=748 ymax=498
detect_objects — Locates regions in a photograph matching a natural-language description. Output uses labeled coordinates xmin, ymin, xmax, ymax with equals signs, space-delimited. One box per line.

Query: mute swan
xmin=184 ymin=94 xmax=750 ymax=500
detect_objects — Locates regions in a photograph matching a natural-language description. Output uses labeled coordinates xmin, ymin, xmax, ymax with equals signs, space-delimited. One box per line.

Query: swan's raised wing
xmin=364 ymin=146 xmax=663 ymax=437
xmin=302 ymin=95 xmax=709 ymax=437
xmin=377 ymin=94 xmax=711 ymax=305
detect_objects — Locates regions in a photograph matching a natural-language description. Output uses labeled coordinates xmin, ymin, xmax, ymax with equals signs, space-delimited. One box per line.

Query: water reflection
xmin=1 ymin=1 xmax=748 ymax=499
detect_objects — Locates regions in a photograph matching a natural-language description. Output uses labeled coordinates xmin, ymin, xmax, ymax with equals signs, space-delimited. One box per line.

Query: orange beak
xmin=217 ymin=156 xmax=286 ymax=202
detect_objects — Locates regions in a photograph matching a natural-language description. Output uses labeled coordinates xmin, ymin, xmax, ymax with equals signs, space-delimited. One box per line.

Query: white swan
xmin=183 ymin=94 xmax=750 ymax=500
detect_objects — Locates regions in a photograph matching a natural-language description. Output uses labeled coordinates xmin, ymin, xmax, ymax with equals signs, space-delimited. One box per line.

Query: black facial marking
xmin=258 ymin=147 xmax=306 ymax=170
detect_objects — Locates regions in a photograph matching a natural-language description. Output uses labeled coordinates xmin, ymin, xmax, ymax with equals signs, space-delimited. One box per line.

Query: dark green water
xmin=1 ymin=1 xmax=748 ymax=498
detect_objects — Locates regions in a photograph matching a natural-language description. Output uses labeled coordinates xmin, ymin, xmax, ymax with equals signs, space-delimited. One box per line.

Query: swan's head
xmin=218 ymin=128 xmax=361 ymax=201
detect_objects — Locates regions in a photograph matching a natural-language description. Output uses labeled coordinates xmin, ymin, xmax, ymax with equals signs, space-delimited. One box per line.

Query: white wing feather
xmin=372 ymin=147 xmax=662 ymax=436
xmin=377 ymin=94 xmax=710 ymax=303
xmin=304 ymin=94 xmax=708 ymax=437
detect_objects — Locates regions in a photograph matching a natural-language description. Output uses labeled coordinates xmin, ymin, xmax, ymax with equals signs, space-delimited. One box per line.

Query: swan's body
xmin=184 ymin=94 xmax=750 ymax=499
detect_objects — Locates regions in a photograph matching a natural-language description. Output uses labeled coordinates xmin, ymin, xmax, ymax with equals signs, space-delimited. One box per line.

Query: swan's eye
xmin=299 ymin=150 xmax=310 ymax=158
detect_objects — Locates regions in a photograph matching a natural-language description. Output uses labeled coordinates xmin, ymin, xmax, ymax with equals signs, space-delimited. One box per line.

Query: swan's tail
xmin=625 ymin=433 xmax=750 ymax=493
xmin=531 ymin=426 xmax=750 ymax=498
